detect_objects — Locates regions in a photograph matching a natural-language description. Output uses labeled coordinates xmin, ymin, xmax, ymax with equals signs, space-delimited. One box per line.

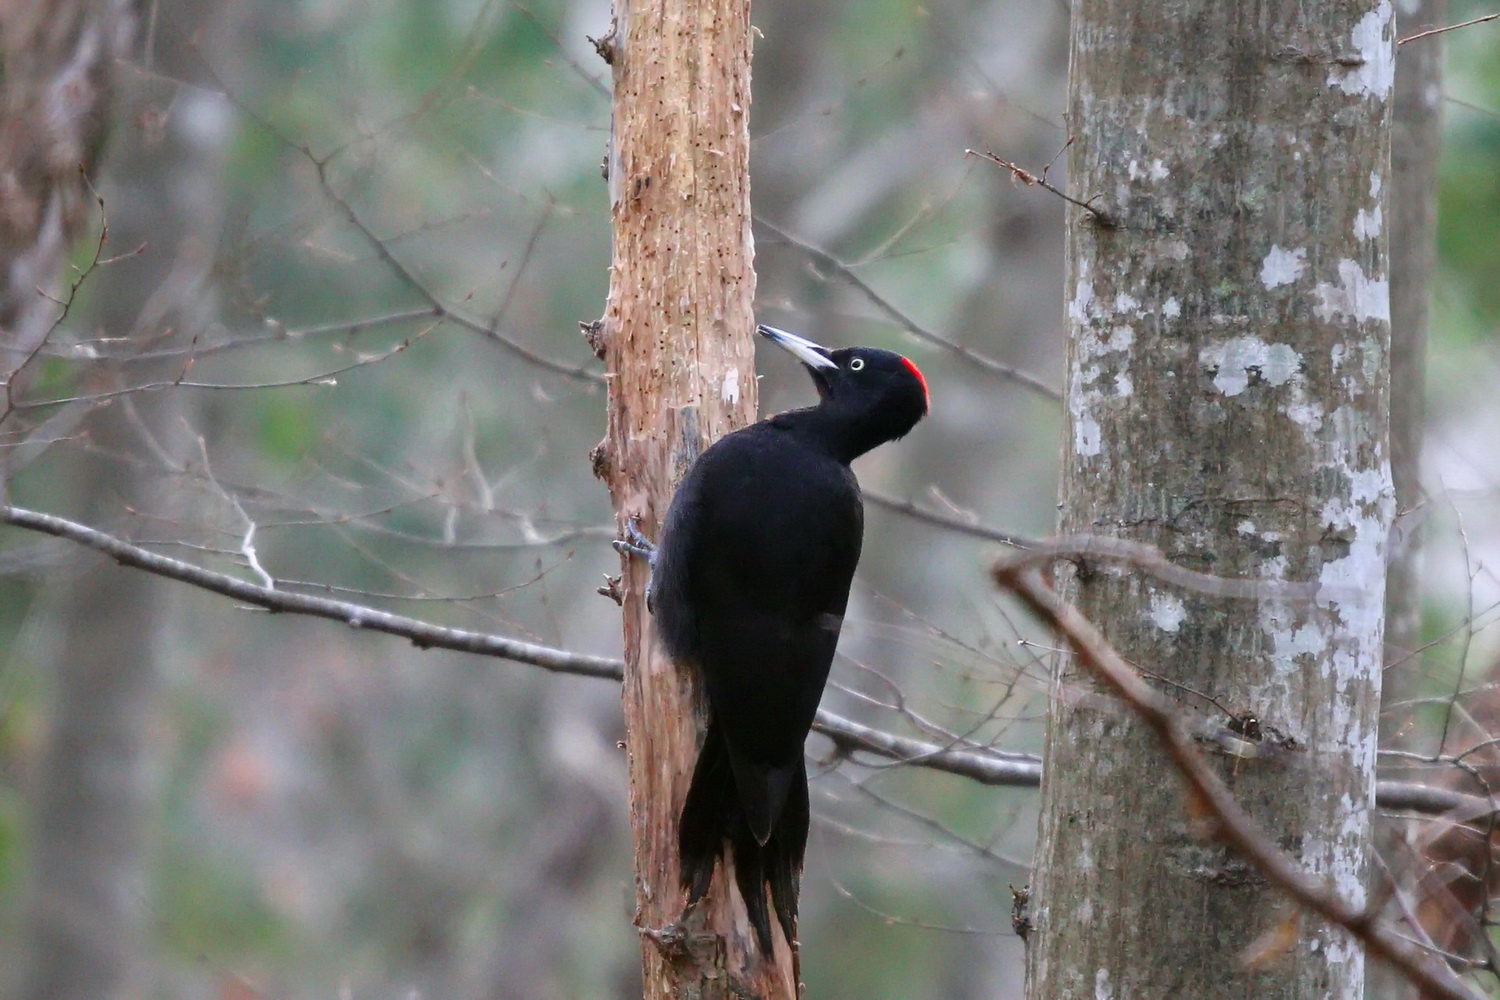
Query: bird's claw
xmin=613 ymin=518 xmax=657 ymax=563
xmin=613 ymin=518 xmax=657 ymax=613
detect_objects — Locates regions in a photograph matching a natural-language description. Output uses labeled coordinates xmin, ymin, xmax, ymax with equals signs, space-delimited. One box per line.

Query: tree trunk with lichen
xmin=593 ymin=1 xmax=797 ymax=997
xmin=1027 ymin=3 xmax=1393 ymax=999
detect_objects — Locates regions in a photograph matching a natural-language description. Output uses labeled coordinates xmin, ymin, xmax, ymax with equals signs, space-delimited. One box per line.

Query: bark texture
xmin=1382 ymin=0 xmax=1444 ymax=735
xmin=1373 ymin=9 xmax=1444 ymax=996
xmin=0 ymin=0 xmax=135 ymax=371
xmin=0 ymin=4 xmax=143 ymax=997
xmin=595 ymin=1 xmax=786 ymax=996
xmin=1030 ymin=3 xmax=1394 ymax=999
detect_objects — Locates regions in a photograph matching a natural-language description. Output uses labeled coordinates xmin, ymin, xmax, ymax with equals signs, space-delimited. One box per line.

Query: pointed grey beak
xmin=757 ymin=325 xmax=837 ymax=370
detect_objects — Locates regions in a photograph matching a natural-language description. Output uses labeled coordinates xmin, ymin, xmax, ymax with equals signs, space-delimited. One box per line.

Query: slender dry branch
xmin=812 ymin=712 xmax=1040 ymax=786
xmin=0 ymin=503 xmax=622 ymax=679
xmin=10 ymin=319 xmax=440 ymax=411
xmin=864 ymin=488 xmax=1039 ymax=549
xmin=965 ymin=147 xmax=1116 ymax=225
xmin=189 ymin=56 xmax=601 ymax=384
xmin=999 ymin=533 xmax=1326 ymax=600
xmin=115 ymin=308 xmax=443 ymax=367
xmin=1 ymin=197 xmax=113 ymax=429
xmin=1380 ymin=782 xmax=1498 ymax=820
xmin=1398 ymin=12 xmax=1499 ymax=45
xmin=756 ymin=216 xmax=1061 ymax=402
xmin=305 ymin=155 xmax=603 ymax=383
xmin=991 ymin=556 xmax=1480 ymax=1000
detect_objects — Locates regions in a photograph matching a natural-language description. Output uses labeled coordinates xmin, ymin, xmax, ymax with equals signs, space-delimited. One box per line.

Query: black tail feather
xmin=731 ymin=815 xmax=775 ymax=951
xmin=680 ymin=721 xmax=736 ymax=907
xmin=678 ymin=720 xmax=808 ymax=953
xmin=767 ymin=760 xmax=808 ymax=948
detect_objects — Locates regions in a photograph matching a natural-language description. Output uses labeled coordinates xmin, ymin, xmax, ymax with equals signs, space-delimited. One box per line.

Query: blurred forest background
xmin=0 ymin=0 xmax=1497 ymax=998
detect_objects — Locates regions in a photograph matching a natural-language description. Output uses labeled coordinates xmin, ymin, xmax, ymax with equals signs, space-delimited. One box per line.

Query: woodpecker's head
xmin=758 ymin=324 xmax=929 ymax=454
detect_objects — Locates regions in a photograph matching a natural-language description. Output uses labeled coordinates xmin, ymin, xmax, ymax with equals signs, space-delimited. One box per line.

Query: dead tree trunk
xmin=594 ymin=2 xmax=795 ymax=996
xmin=1029 ymin=3 xmax=1393 ymax=998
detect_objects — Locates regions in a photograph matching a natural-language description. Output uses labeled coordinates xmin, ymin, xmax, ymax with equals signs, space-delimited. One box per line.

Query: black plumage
xmin=642 ymin=324 xmax=929 ymax=952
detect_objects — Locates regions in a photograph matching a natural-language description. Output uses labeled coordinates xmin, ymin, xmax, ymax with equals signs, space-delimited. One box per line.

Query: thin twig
xmin=995 ymin=533 xmax=1326 ymax=601
xmin=11 ymin=318 xmax=441 ymax=411
xmin=864 ymin=488 xmax=1038 ymax=549
xmin=0 ymin=503 xmax=622 ymax=679
xmin=0 ymin=307 xmax=446 ymax=374
xmin=1398 ymin=12 xmax=1500 ymax=46
xmin=1 ymin=189 xmax=115 ymax=427
xmin=1439 ymin=484 xmax=1480 ymax=756
xmin=966 ymin=147 xmax=1116 ymax=226
xmin=190 ymin=55 xmax=602 ymax=384
xmin=756 ymin=217 xmax=1061 ymax=402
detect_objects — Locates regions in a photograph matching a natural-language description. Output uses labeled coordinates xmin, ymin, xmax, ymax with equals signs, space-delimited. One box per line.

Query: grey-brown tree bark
xmin=594 ymin=1 xmax=795 ymax=997
xmin=1029 ymin=3 xmax=1394 ymax=998
xmin=1382 ymin=0 xmax=1444 ymax=737
xmin=0 ymin=0 xmax=136 ymax=437
xmin=1374 ymin=6 xmax=1444 ymax=996
xmin=1 ymin=4 xmax=146 ymax=1000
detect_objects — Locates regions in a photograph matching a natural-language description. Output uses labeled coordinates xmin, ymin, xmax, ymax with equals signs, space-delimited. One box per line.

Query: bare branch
xmin=998 ymin=533 xmax=1326 ymax=600
xmin=1 ymin=307 xmax=441 ymax=368
xmin=0 ymin=504 xmax=621 ymax=680
xmin=189 ymin=56 xmax=603 ymax=385
xmin=306 ymin=154 xmax=603 ymax=383
xmin=965 ymin=147 xmax=1117 ymax=226
xmin=864 ymin=488 xmax=1038 ymax=549
xmin=813 ymin=711 xmax=1040 ymax=787
xmin=756 ymin=217 xmax=1061 ymax=402
xmin=1 ymin=200 xmax=111 ymax=429
xmin=1398 ymin=12 xmax=1500 ymax=45
xmin=823 ymin=700 xmax=1489 ymax=825
xmin=991 ymin=555 xmax=1481 ymax=1000
xmin=1378 ymin=781 xmax=1489 ymax=820
xmin=10 ymin=318 xmax=441 ymax=411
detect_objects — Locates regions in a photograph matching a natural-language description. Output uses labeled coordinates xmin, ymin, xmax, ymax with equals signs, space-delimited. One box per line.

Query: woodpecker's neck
xmin=771 ymin=403 xmax=913 ymax=465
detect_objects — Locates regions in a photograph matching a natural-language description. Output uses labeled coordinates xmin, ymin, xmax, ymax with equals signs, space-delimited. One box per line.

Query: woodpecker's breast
xmin=651 ymin=423 xmax=864 ymax=663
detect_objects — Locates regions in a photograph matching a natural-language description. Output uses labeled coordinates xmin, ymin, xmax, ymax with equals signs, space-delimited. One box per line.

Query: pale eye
xmin=849 ymin=358 xmax=866 ymax=371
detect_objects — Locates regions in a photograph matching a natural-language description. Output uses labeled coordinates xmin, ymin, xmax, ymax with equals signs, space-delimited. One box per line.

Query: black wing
xmin=654 ymin=423 xmax=862 ymax=768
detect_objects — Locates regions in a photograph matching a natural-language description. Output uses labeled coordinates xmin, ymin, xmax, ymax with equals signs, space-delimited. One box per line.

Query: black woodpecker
xmin=618 ymin=324 xmax=929 ymax=952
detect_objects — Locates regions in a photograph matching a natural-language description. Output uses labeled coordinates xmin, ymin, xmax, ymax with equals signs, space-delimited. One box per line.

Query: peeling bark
xmin=1031 ymin=3 xmax=1394 ymax=998
xmin=596 ymin=1 xmax=794 ymax=996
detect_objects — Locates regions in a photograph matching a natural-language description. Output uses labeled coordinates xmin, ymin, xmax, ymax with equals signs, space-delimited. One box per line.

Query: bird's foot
xmin=612 ymin=518 xmax=657 ymax=612
xmin=612 ymin=517 xmax=657 ymax=563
